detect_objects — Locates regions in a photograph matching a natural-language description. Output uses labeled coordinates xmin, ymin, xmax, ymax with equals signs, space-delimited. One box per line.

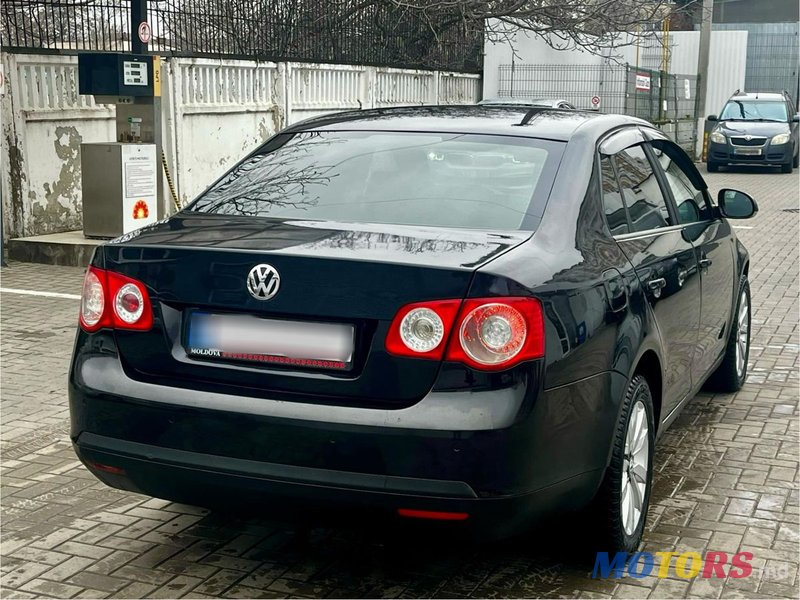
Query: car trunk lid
xmin=103 ymin=214 xmax=530 ymax=406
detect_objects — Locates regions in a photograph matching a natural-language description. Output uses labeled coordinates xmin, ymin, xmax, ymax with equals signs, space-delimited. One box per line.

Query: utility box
xmin=81 ymin=143 xmax=159 ymax=238
xmin=77 ymin=52 xmax=167 ymax=233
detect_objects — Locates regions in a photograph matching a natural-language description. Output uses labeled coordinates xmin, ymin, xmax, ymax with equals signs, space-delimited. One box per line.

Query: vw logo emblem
xmin=246 ymin=264 xmax=280 ymax=300
xmin=745 ymin=135 xmax=753 ymax=141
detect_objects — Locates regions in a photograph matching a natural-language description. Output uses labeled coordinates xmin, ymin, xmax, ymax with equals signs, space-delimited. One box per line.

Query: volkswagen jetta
xmin=70 ymin=106 xmax=757 ymax=551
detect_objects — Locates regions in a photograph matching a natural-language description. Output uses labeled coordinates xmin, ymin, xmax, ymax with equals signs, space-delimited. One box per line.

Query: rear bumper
xmin=70 ymin=348 xmax=626 ymax=534
xmin=708 ymin=141 xmax=792 ymax=165
xmin=74 ymin=432 xmax=600 ymax=538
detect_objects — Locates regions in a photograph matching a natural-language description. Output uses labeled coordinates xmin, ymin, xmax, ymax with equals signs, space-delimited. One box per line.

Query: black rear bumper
xmin=74 ymin=432 xmax=600 ymax=538
xmin=70 ymin=347 xmax=625 ymax=536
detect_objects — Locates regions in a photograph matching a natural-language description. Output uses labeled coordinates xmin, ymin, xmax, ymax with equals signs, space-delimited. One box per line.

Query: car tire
xmin=591 ymin=374 xmax=655 ymax=553
xmin=793 ymin=151 xmax=799 ymax=168
xmin=781 ymin=160 xmax=793 ymax=173
xmin=705 ymin=277 xmax=751 ymax=393
xmin=707 ymin=161 xmax=720 ymax=173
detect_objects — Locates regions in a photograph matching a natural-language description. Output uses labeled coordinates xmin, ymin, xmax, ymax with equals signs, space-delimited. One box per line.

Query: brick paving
xmin=0 ymin=168 xmax=798 ymax=599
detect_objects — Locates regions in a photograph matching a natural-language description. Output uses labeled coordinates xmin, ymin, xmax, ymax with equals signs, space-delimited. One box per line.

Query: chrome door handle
xmin=699 ymin=258 xmax=712 ymax=269
xmin=678 ymin=269 xmax=688 ymax=287
xmin=647 ymin=278 xmax=667 ymax=298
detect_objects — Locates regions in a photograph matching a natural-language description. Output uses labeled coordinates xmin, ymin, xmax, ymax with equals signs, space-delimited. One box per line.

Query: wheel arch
xmin=632 ymin=350 xmax=663 ymax=433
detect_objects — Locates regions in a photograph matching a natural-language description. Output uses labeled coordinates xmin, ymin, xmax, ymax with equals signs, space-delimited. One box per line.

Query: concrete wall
xmin=0 ymin=54 xmax=116 ymax=237
xmin=1 ymin=54 xmax=481 ymax=238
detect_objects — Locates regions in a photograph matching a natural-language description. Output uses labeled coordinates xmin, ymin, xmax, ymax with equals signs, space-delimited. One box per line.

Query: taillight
xmin=446 ymin=298 xmax=544 ymax=371
xmin=79 ymin=266 xmax=153 ymax=332
xmin=385 ymin=300 xmax=462 ymax=359
xmin=79 ymin=266 xmax=108 ymax=331
xmin=385 ymin=297 xmax=544 ymax=371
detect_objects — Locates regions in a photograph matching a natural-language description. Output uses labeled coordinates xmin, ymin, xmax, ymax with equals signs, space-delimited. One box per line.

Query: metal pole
xmin=695 ymin=0 xmax=713 ymax=119
xmin=131 ymin=0 xmax=147 ymax=54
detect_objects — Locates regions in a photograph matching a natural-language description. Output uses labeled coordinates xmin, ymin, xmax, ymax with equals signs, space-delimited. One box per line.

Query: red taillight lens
xmin=88 ymin=461 xmax=126 ymax=475
xmin=79 ymin=266 xmax=108 ymax=331
xmin=397 ymin=508 xmax=469 ymax=521
xmin=79 ymin=267 xmax=153 ymax=332
xmin=385 ymin=300 xmax=462 ymax=359
xmin=447 ymin=297 xmax=544 ymax=371
xmin=386 ymin=297 xmax=544 ymax=371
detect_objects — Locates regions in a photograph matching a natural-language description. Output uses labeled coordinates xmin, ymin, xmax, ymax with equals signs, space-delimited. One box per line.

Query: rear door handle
xmin=699 ymin=258 xmax=712 ymax=269
xmin=647 ymin=278 xmax=667 ymax=298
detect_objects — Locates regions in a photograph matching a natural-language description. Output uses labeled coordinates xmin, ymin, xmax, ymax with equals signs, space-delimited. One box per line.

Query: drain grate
xmin=782 ymin=208 xmax=799 ymax=213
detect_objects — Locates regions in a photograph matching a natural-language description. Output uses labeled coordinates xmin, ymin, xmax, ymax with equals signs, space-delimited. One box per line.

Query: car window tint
xmin=189 ymin=131 xmax=564 ymax=231
xmin=614 ymin=145 xmax=673 ymax=232
xmin=656 ymin=151 xmax=712 ymax=224
xmin=600 ymin=156 xmax=629 ymax=235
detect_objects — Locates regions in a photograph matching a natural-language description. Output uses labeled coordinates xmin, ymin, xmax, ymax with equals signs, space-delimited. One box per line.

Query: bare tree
xmin=2 ymin=0 xmax=128 ymax=50
xmin=156 ymin=0 xmax=699 ymax=65
xmin=380 ymin=0 xmax=700 ymax=54
xmin=3 ymin=0 xmax=702 ymax=67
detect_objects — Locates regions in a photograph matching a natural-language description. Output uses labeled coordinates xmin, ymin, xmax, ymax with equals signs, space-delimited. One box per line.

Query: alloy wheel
xmin=621 ymin=400 xmax=649 ymax=536
xmin=735 ymin=289 xmax=750 ymax=379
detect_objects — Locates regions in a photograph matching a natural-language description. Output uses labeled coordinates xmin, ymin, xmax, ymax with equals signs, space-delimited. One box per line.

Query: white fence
xmin=1 ymin=53 xmax=481 ymax=238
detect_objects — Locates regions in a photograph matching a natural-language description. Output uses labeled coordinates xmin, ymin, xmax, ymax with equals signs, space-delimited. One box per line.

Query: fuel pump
xmin=77 ymin=53 xmax=165 ymax=238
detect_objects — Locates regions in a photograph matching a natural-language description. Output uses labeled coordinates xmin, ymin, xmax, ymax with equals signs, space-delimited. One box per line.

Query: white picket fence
xmin=0 ymin=53 xmax=481 ymax=238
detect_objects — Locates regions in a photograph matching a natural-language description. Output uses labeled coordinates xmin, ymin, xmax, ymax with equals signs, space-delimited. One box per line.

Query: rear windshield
xmin=720 ymin=100 xmax=788 ymax=121
xmin=188 ymin=131 xmax=564 ymax=231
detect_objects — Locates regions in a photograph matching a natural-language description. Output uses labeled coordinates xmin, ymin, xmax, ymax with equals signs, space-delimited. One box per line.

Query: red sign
xmin=635 ymin=74 xmax=651 ymax=92
xmin=591 ymin=95 xmax=601 ymax=107
xmin=137 ymin=21 xmax=152 ymax=44
xmin=132 ymin=200 xmax=149 ymax=220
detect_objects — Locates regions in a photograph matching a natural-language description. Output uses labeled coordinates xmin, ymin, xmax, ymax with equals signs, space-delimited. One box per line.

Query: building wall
xmin=711 ymin=22 xmax=800 ymax=107
xmin=668 ymin=31 xmax=749 ymax=115
xmin=714 ymin=0 xmax=799 ymax=24
xmin=1 ymin=54 xmax=481 ymax=238
xmin=482 ymin=26 xmax=747 ymax=119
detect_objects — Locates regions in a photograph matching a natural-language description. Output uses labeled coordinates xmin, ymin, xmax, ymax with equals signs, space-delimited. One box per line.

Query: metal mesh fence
xmin=497 ymin=63 xmax=699 ymax=154
xmin=498 ymin=64 xmax=629 ymax=113
xmin=2 ymin=0 xmax=130 ymax=51
xmin=1 ymin=0 xmax=483 ymax=72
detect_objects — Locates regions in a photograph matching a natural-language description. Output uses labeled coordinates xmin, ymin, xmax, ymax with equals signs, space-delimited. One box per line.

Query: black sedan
xmin=70 ymin=106 xmax=757 ymax=552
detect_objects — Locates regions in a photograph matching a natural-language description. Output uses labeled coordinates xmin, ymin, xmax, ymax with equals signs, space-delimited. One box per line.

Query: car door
xmin=599 ymin=134 xmax=701 ymax=415
xmin=650 ymin=140 xmax=737 ymax=383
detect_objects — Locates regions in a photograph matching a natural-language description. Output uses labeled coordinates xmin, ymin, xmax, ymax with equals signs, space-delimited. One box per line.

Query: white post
xmin=695 ymin=0 xmax=714 ymax=160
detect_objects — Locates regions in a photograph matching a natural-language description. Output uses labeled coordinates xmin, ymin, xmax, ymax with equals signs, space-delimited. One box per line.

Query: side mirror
xmin=792 ymin=114 xmax=799 ymax=123
xmin=707 ymin=114 xmax=719 ymax=122
xmin=718 ymin=189 xmax=758 ymax=219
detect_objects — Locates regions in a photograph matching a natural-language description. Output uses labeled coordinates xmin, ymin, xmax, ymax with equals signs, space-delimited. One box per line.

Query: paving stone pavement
xmin=1 ymin=168 xmax=798 ymax=599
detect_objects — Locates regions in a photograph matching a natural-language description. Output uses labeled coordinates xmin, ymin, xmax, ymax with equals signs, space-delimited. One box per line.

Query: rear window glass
xmin=188 ymin=131 xmax=564 ymax=231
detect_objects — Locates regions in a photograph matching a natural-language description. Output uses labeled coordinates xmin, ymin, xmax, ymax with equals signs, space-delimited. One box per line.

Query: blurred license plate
xmin=734 ymin=147 xmax=761 ymax=155
xmin=186 ymin=312 xmax=355 ymax=370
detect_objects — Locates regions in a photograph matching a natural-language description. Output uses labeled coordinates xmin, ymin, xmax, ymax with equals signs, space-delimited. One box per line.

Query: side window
xmin=599 ymin=156 xmax=630 ymax=235
xmin=614 ymin=144 xmax=673 ymax=232
xmin=654 ymin=148 xmax=713 ymax=224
